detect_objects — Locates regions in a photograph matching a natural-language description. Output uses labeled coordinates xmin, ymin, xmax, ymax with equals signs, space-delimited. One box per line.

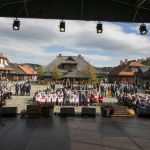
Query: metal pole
xmin=6 ymin=72 xmax=7 ymax=88
xmin=33 ymin=70 xmax=34 ymax=84
xmin=107 ymin=74 xmax=108 ymax=88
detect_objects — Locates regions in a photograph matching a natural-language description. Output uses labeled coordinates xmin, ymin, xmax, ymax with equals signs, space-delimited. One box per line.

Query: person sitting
xmin=70 ymin=94 xmax=74 ymax=106
xmin=35 ymin=91 xmax=41 ymax=105
xmin=98 ymin=92 xmax=103 ymax=103
xmin=85 ymin=92 xmax=90 ymax=106
xmin=117 ymin=92 xmax=123 ymax=104
xmin=75 ymin=92 xmax=79 ymax=107
xmin=46 ymin=91 xmax=52 ymax=103
xmin=79 ymin=91 xmax=85 ymax=106
xmin=94 ymin=91 xmax=99 ymax=106
xmin=64 ymin=92 xmax=70 ymax=106
xmin=8 ymin=87 xmax=13 ymax=99
xmin=52 ymin=92 xmax=57 ymax=105
xmin=90 ymin=91 xmax=95 ymax=106
xmin=135 ymin=93 xmax=140 ymax=99
xmin=136 ymin=98 xmax=145 ymax=108
xmin=58 ymin=92 xmax=63 ymax=106
xmin=131 ymin=92 xmax=136 ymax=98
xmin=40 ymin=92 xmax=47 ymax=104
xmin=142 ymin=95 xmax=148 ymax=101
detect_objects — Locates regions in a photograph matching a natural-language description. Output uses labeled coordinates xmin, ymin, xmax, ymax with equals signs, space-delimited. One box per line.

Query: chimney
xmin=59 ymin=54 xmax=62 ymax=57
xmin=120 ymin=60 xmax=123 ymax=66
xmin=125 ymin=59 xmax=128 ymax=65
xmin=138 ymin=59 xmax=140 ymax=63
xmin=78 ymin=54 xmax=81 ymax=57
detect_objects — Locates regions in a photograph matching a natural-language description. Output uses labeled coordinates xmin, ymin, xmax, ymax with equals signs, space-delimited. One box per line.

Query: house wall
xmin=110 ymin=75 xmax=134 ymax=84
xmin=0 ymin=58 xmax=9 ymax=68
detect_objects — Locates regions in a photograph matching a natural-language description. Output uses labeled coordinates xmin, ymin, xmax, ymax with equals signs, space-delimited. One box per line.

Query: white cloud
xmin=0 ymin=18 xmax=150 ymax=66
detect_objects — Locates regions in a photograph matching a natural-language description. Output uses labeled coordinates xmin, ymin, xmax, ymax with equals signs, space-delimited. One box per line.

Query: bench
xmin=26 ymin=105 xmax=41 ymax=117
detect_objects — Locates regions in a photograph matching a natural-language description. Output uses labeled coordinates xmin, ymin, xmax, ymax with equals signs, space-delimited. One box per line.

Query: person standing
xmin=97 ymin=83 xmax=100 ymax=92
xmin=20 ymin=83 xmax=23 ymax=95
xmin=47 ymin=82 xmax=51 ymax=91
xmin=28 ymin=83 xmax=31 ymax=96
xmin=51 ymin=83 xmax=55 ymax=90
xmin=79 ymin=91 xmax=85 ymax=106
xmin=115 ymin=85 xmax=119 ymax=99
xmin=22 ymin=83 xmax=27 ymax=96
xmin=15 ymin=82 xmax=19 ymax=96
xmin=101 ymin=84 xmax=104 ymax=95
xmin=112 ymin=85 xmax=116 ymax=97
xmin=103 ymin=84 xmax=106 ymax=97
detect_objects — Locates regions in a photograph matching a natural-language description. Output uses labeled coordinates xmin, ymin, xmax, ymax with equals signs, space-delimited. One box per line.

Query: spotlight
xmin=60 ymin=21 xmax=65 ymax=32
xmin=139 ymin=24 xmax=148 ymax=35
xmin=13 ymin=19 xmax=20 ymax=30
xmin=96 ymin=22 xmax=103 ymax=33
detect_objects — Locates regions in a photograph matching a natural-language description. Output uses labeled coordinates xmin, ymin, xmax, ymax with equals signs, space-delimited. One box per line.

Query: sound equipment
xmin=60 ymin=107 xmax=75 ymax=117
xmin=137 ymin=108 xmax=150 ymax=117
xmin=0 ymin=107 xmax=17 ymax=117
xmin=81 ymin=107 xmax=96 ymax=117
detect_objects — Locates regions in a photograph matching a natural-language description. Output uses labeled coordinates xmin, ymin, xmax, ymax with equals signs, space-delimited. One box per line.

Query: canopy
xmin=0 ymin=0 xmax=150 ymax=23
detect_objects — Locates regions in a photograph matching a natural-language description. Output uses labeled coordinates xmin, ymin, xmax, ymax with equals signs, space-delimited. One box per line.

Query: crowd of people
xmin=34 ymin=82 xmax=104 ymax=106
xmin=0 ymin=85 xmax=13 ymax=107
xmin=15 ymin=82 xmax=31 ymax=96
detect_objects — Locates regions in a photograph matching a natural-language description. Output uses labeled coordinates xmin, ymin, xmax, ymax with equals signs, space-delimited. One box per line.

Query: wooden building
xmin=108 ymin=59 xmax=145 ymax=84
xmin=43 ymin=54 xmax=100 ymax=85
xmin=10 ymin=63 xmax=38 ymax=81
xmin=0 ymin=54 xmax=15 ymax=81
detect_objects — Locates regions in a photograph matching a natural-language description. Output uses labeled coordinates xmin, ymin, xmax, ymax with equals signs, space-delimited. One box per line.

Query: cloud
xmin=0 ymin=18 xmax=150 ymax=66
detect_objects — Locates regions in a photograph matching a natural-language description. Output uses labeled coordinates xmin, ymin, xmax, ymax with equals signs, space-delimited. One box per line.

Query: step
xmin=114 ymin=110 xmax=127 ymax=112
xmin=114 ymin=108 xmax=127 ymax=110
xmin=111 ymin=115 xmax=131 ymax=117
xmin=114 ymin=113 xmax=127 ymax=115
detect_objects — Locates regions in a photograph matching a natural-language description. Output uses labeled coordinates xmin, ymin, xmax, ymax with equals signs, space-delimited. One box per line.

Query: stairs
xmin=111 ymin=107 xmax=131 ymax=118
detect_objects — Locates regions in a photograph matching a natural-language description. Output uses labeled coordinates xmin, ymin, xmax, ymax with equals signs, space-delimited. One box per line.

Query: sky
xmin=0 ymin=17 xmax=150 ymax=67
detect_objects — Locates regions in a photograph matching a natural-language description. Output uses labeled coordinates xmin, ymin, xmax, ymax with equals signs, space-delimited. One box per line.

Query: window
xmin=0 ymin=58 xmax=1 ymax=64
xmin=122 ymin=78 xmax=126 ymax=83
xmin=65 ymin=65 xmax=69 ymax=70
xmin=3 ymin=59 xmax=5 ymax=65
xmin=128 ymin=78 xmax=132 ymax=82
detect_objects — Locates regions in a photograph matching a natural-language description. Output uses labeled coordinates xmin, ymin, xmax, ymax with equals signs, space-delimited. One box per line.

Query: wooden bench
xmin=26 ymin=105 xmax=41 ymax=117
xmin=111 ymin=107 xmax=131 ymax=118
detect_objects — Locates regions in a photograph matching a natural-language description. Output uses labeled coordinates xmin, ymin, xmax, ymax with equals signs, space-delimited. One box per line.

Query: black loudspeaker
xmin=137 ymin=108 xmax=150 ymax=117
xmin=0 ymin=107 xmax=17 ymax=117
xmin=81 ymin=107 xmax=96 ymax=117
xmin=60 ymin=107 xmax=75 ymax=117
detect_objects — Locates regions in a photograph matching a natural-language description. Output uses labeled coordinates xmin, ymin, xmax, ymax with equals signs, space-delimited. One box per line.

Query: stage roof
xmin=0 ymin=0 xmax=150 ymax=23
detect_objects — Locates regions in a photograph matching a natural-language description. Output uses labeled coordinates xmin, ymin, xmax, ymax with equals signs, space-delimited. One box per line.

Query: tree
xmin=37 ymin=66 xmax=44 ymax=79
xmin=141 ymin=57 xmax=150 ymax=66
xmin=52 ymin=67 xmax=62 ymax=83
xmin=82 ymin=63 xmax=98 ymax=83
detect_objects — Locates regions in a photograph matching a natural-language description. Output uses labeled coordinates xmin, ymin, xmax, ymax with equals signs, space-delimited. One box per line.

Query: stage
xmin=0 ymin=115 xmax=150 ymax=150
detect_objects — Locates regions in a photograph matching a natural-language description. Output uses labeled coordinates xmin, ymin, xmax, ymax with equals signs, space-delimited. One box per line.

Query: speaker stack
xmin=81 ymin=107 xmax=96 ymax=117
xmin=60 ymin=107 xmax=75 ymax=117
xmin=0 ymin=107 xmax=17 ymax=117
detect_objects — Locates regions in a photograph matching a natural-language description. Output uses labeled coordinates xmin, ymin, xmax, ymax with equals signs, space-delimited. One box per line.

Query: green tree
xmin=82 ymin=63 xmax=98 ymax=83
xmin=37 ymin=66 xmax=44 ymax=79
xmin=52 ymin=67 xmax=62 ymax=83
xmin=141 ymin=57 xmax=150 ymax=66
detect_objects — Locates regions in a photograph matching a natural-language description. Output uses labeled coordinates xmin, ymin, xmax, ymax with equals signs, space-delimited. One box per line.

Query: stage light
xmin=96 ymin=22 xmax=103 ymax=33
xmin=139 ymin=24 xmax=148 ymax=35
xmin=13 ymin=19 xmax=20 ymax=30
xmin=60 ymin=21 xmax=65 ymax=32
